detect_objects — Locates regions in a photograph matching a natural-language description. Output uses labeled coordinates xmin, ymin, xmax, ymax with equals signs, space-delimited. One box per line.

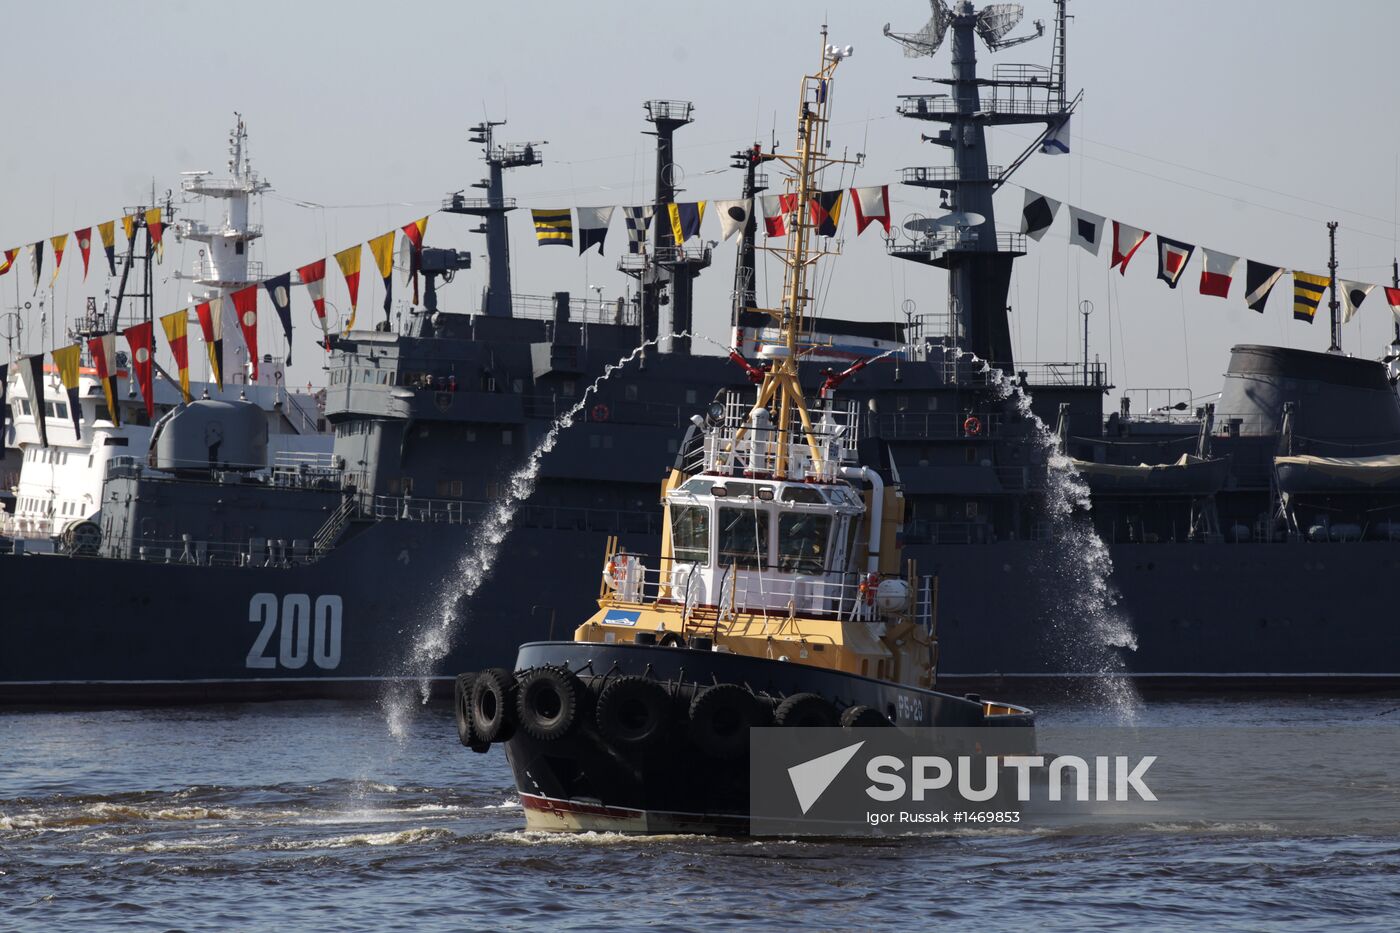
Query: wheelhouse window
xmin=718 ymin=506 xmax=768 ymax=571
xmin=670 ymin=504 xmax=710 ymax=566
xmin=777 ymin=512 xmax=832 ymax=574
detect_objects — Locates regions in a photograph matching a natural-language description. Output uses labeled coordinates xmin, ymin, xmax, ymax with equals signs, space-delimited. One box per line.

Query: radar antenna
xmin=883 ymin=0 xmax=951 ymax=58
xmin=975 ymin=3 xmax=1044 ymax=51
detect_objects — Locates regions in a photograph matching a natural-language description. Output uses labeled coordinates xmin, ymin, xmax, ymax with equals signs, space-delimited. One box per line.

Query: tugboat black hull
xmin=488 ymin=641 xmax=1031 ymax=835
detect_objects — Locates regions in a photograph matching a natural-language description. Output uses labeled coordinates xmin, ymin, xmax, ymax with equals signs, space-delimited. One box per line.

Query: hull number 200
xmin=246 ymin=594 xmax=344 ymax=670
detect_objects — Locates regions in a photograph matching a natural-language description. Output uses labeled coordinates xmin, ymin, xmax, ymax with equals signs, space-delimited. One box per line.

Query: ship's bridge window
xmin=713 ymin=481 xmax=759 ymax=499
xmin=780 ymin=485 xmax=825 ymax=505
xmin=679 ymin=479 xmax=710 ymax=495
xmin=777 ymin=512 xmax=831 ymax=575
xmin=670 ymin=504 xmax=710 ymax=566
xmin=718 ymin=506 xmax=769 ymax=571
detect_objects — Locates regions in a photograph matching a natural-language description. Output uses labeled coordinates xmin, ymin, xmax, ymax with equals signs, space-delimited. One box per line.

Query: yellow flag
xmin=1292 ymin=271 xmax=1329 ymax=323
xmin=49 ymin=233 xmax=68 ymax=285
xmin=121 ymin=213 xmax=137 ymax=244
xmin=51 ymin=344 xmax=83 ymax=439
xmin=334 ymin=244 xmax=363 ymax=334
xmin=159 ymin=309 xmax=191 ymax=402
xmin=98 ymin=220 xmax=117 ymax=276
xmin=368 ymin=231 xmax=395 ymax=280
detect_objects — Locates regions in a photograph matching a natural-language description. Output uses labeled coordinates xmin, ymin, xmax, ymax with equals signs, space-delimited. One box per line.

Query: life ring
xmin=603 ymin=553 xmax=630 ymax=589
xmin=596 ymin=676 xmax=671 ymax=749
xmin=963 ymin=415 xmax=982 ymax=436
xmin=470 ymin=667 xmax=517 ymax=743
xmin=774 ymin=692 xmax=839 ymax=728
xmin=688 ymin=684 xmax=770 ymax=759
xmin=515 ymin=666 xmax=584 ymax=742
xmin=592 ymin=403 xmax=610 ymax=422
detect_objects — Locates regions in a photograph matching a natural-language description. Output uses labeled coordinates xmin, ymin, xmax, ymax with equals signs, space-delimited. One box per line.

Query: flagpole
xmin=1326 ymin=221 xmax=1340 ymax=353
xmin=1392 ymin=257 xmax=1399 ymax=345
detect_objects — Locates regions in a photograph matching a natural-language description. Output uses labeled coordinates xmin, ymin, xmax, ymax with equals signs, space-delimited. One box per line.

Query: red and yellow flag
xmin=230 ymin=285 xmax=260 ymax=380
xmin=159 ymin=309 xmax=191 ymax=403
xmin=0 ymin=247 xmax=17 ymax=277
xmin=74 ymin=227 xmax=93 ymax=279
xmin=49 ymin=234 xmax=68 ymax=286
xmin=145 ymin=207 xmax=165 ymax=261
xmin=87 ymin=332 xmax=121 ymax=426
xmin=194 ymin=298 xmax=224 ymax=391
xmin=121 ymin=213 xmax=138 ymax=245
xmin=401 ymin=217 xmax=429 ymax=303
xmin=334 ymin=244 xmax=362 ymax=334
xmin=51 ymin=344 xmax=84 ymax=440
xmin=123 ymin=321 xmax=155 ymax=420
xmin=368 ymin=230 xmax=396 ymax=319
xmin=297 ymin=259 xmax=330 ymax=349
xmin=98 ymin=220 xmax=117 ymax=276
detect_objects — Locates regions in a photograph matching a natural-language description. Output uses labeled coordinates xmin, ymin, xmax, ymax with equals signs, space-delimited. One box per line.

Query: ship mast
xmin=751 ymin=28 xmax=859 ymax=478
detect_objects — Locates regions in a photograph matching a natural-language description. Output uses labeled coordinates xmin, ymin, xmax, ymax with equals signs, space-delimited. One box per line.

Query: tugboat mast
xmin=752 ymin=27 xmax=860 ymax=478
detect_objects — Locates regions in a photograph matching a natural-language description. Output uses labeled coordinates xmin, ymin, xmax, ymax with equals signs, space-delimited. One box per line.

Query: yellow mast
xmin=755 ymin=27 xmax=859 ymax=478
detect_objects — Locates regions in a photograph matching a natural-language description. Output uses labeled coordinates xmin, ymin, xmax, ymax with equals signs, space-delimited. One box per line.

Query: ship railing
xmin=369 ymin=495 xmax=469 ymax=524
xmin=600 ymin=554 xmax=877 ymax=622
xmin=896 ymin=95 xmax=1061 ymax=118
xmin=889 ymin=229 xmax=1027 ymax=257
xmin=900 ymin=165 xmax=1003 ymax=185
xmin=700 ymin=390 xmax=861 ymax=478
xmin=108 ymin=535 xmax=317 ymax=568
xmin=191 ymin=259 xmax=264 ymax=284
xmin=508 ymin=292 xmax=638 ymax=327
xmin=312 ymin=493 xmax=361 ymax=555
xmin=903 ymin=520 xmax=998 ymax=546
xmin=865 ymin=410 xmax=1008 ymax=440
xmin=442 ymin=195 xmax=517 ymax=212
xmin=181 ymin=174 xmax=267 ymax=195
xmin=179 ymin=220 xmax=263 ymax=240
xmin=280 ymin=389 xmax=324 ymax=435
xmin=991 ymin=63 xmax=1054 ymax=86
xmin=271 ymin=449 xmax=337 ymax=472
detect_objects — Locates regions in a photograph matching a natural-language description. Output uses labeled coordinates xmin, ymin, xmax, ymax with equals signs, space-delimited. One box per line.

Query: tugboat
xmin=455 ymin=31 xmax=1034 ymax=835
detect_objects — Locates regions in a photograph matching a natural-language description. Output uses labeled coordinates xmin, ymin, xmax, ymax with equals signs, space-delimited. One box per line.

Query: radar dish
xmin=975 ymin=3 xmax=1044 ymax=51
xmin=883 ymin=0 xmax=952 ymax=58
xmin=931 ymin=211 xmax=986 ymax=229
xmin=397 ymin=234 xmax=414 ymax=284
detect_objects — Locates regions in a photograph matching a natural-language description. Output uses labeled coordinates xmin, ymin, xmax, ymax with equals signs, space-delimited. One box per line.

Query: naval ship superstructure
xmin=3 ymin=1 xmax=1400 ymax=702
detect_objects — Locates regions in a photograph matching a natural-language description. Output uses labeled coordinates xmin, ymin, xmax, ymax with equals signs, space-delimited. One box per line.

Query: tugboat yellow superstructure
xmin=455 ymin=29 xmax=1032 ymax=835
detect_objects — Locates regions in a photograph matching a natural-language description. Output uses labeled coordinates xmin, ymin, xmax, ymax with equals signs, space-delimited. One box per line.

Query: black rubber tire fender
xmin=471 ymin=667 xmax=517 ymax=744
xmin=839 ymin=704 xmax=892 ymax=729
xmin=455 ymin=672 xmax=490 ymax=752
xmin=514 ymin=666 xmax=583 ymax=742
xmin=595 ymin=675 xmax=672 ymax=749
xmin=688 ymin=684 xmax=770 ymax=760
xmin=774 ymin=692 xmax=839 ymax=728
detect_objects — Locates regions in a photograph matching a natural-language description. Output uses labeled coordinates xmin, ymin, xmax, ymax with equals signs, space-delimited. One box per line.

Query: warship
xmin=457 ymin=36 xmax=1033 ymax=832
xmin=3 ymin=0 xmax=1400 ymax=703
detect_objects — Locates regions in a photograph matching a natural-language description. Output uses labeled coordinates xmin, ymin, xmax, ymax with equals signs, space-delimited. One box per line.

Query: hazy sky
xmin=3 ymin=0 xmax=1399 ymax=402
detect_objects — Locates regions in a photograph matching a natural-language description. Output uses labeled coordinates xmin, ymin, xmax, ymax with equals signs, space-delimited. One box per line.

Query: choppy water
xmin=3 ymin=695 xmax=1399 ymax=931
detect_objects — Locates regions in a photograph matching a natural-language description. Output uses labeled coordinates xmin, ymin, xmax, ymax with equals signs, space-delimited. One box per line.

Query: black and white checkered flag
xmin=623 ymin=206 xmax=654 ymax=254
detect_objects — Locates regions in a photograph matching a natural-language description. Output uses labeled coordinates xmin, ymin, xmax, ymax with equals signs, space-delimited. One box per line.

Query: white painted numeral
xmin=246 ymin=593 xmax=279 ymax=669
xmin=247 ymin=593 xmax=343 ymax=671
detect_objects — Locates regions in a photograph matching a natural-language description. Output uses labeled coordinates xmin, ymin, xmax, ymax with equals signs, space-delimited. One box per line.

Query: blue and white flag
xmin=623 ymin=206 xmax=654 ymax=254
xmin=1041 ymin=116 xmax=1071 ymax=155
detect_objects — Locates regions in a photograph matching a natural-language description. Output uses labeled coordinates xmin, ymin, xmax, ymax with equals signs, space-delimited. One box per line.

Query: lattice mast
xmin=752 ymin=28 xmax=859 ymax=478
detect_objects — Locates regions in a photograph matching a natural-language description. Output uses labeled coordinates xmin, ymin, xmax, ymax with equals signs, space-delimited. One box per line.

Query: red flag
xmin=401 ymin=217 xmax=429 ymax=305
xmin=762 ymin=193 xmax=797 ymax=237
xmin=123 ymin=321 xmax=155 ymax=420
xmin=1110 ymin=222 xmax=1150 ymax=275
xmin=1385 ymin=287 xmax=1400 ymax=318
xmin=195 ymin=298 xmax=225 ymax=391
xmin=297 ymin=259 xmax=330 ymax=350
xmin=74 ymin=228 xmax=93 ymax=280
xmin=144 ymin=207 xmax=164 ymax=248
xmin=230 ymin=284 xmax=260 ymax=380
xmin=849 ymin=185 xmax=891 ymax=235
xmin=0 ymin=247 xmax=16 ymax=276
xmin=87 ymin=333 xmax=121 ymax=427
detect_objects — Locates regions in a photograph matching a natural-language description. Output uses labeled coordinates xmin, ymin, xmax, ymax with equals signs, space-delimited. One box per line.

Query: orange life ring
xmin=592 ymin=403 xmax=610 ymax=422
xmin=963 ymin=415 xmax=981 ymax=436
